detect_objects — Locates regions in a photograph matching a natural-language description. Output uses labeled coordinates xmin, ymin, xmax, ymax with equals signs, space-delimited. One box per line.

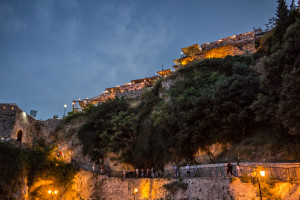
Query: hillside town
xmin=72 ymin=30 xmax=262 ymax=111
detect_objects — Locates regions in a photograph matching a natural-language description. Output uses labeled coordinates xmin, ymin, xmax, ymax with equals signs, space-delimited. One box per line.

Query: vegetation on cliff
xmin=0 ymin=141 xmax=78 ymax=198
xmin=76 ymin=0 xmax=300 ymax=168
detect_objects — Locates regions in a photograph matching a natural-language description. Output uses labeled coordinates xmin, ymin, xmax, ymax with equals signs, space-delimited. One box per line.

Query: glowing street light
xmin=63 ymin=104 xmax=67 ymax=117
xmin=48 ymin=190 xmax=58 ymax=200
xmin=254 ymin=168 xmax=266 ymax=200
xmin=133 ymin=188 xmax=138 ymax=200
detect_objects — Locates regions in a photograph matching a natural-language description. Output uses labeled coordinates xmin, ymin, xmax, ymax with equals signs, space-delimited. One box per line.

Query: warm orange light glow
xmin=11 ymin=106 xmax=14 ymax=110
xmin=260 ymin=171 xmax=265 ymax=177
xmin=3 ymin=106 xmax=5 ymax=109
xmin=54 ymin=190 xmax=58 ymax=194
xmin=134 ymin=188 xmax=138 ymax=194
xmin=180 ymin=56 xmax=195 ymax=65
xmin=48 ymin=190 xmax=51 ymax=194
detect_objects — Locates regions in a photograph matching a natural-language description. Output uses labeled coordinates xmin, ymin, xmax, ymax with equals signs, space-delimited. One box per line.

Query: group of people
xmin=122 ymin=168 xmax=156 ymax=178
xmin=227 ymin=162 xmax=242 ymax=177
xmin=173 ymin=162 xmax=242 ymax=178
xmin=173 ymin=164 xmax=199 ymax=178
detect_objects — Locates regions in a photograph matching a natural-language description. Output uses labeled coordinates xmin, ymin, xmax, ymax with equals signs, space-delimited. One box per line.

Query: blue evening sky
xmin=0 ymin=0 xmax=293 ymax=119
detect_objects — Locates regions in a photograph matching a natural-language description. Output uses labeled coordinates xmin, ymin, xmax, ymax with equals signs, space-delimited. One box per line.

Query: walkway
xmin=73 ymin=161 xmax=300 ymax=181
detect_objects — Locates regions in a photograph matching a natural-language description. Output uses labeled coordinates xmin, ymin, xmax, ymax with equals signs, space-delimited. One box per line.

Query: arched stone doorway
xmin=16 ymin=129 xmax=22 ymax=142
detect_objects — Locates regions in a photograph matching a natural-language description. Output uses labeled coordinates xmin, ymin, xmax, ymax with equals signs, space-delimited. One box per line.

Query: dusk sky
xmin=0 ymin=0 xmax=293 ymax=120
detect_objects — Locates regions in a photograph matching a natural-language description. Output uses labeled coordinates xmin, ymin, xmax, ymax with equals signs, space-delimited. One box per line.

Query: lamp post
xmin=133 ymin=188 xmax=138 ymax=200
xmin=255 ymin=170 xmax=265 ymax=200
xmin=63 ymin=104 xmax=67 ymax=117
xmin=48 ymin=190 xmax=58 ymax=200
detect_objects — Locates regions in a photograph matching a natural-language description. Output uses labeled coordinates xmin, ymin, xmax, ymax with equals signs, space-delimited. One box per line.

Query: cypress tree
xmin=276 ymin=0 xmax=289 ymax=26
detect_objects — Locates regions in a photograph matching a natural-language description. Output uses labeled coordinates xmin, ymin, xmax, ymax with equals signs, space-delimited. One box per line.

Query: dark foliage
xmin=0 ymin=142 xmax=78 ymax=198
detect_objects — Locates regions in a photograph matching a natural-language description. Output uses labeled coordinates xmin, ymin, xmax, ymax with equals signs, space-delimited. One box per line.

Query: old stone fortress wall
xmin=72 ymin=30 xmax=262 ymax=111
xmin=0 ymin=103 xmax=60 ymax=144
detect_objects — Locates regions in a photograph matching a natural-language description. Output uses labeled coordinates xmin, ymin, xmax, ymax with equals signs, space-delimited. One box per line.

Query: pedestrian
xmin=194 ymin=165 xmax=199 ymax=177
xmin=173 ymin=165 xmax=178 ymax=178
xmin=136 ymin=168 xmax=139 ymax=178
xmin=227 ymin=162 xmax=233 ymax=177
xmin=236 ymin=164 xmax=242 ymax=177
xmin=123 ymin=169 xmax=126 ymax=178
xmin=150 ymin=167 xmax=155 ymax=178
xmin=100 ymin=165 xmax=104 ymax=174
xmin=146 ymin=168 xmax=150 ymax=178
xmin=141 ymin=169 xmax=144 ymax=178
xmin=186 ymin=164 xmax=190 ymax=177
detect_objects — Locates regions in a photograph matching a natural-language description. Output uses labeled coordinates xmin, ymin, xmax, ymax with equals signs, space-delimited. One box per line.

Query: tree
xmin=110 ymin=111 xmax=138 ymax=161
xmin=277 ymin=19 xmax=300 ymax=135
xmin=276 ymin=0 xmax=289 ymax=26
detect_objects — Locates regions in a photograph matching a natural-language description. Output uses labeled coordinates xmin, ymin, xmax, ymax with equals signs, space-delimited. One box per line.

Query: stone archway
xmin=16 ymin=129 xmax=23 ymax=142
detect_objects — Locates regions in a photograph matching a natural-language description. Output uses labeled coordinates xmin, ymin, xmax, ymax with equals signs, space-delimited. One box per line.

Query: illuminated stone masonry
xmin=173 ymin=31 xmax=260 ymax=69
xmin=0 ymin=103 xmax=61 ymax=145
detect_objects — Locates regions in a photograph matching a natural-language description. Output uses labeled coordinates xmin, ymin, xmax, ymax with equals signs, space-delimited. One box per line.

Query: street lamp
xmin=63 ymin=104 xmax=67 ymax=117
xmin=133 ymin=188 xmax=138 ymax=200
xmin=48 ymin=190 xmax=58 ymax=200
xmin=255 ymin=169 xmax=265 ymax=200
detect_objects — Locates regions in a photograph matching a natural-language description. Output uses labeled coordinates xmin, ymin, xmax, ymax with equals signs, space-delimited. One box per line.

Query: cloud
xmin=94 ymin=4 xmax=174 ymax=79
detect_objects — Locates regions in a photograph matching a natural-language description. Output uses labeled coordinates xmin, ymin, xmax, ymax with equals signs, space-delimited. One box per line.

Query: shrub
xmin=163 ymin=181 xmax=188 ymax=194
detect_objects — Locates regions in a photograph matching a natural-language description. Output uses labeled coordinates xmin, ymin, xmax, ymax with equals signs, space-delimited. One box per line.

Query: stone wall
xmin=203 ymin=41 xmax=255 ymax=59
xmin=116 ymin=89 xmax=143 ymax=99
xmin=0 ymin=103 xmax=18 ymax=139
xmin=63 ymin=170 xmax=300 ymax=200
xmin=0 ymin=103 xmax=61 ymax=145
xmin=66 ymin=170 xmax=234 ymax=200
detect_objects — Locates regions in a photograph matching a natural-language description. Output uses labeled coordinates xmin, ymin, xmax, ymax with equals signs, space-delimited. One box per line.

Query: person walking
xmin=173 ymin=165 xmax=178 ymax=178
xmin=141 ymin=169 xmax=144 ymax=178
xmin=123 ymin=169 xmax=126 ymax=178
xmin=100 ymin=165 xmax=104 ymax=174
xmin=136 ymin=168 xmax=139 ymax=178
xmin=186 ymin=164 xmax=190 ymax=178
xmin=236 ymin=164 xmax=242 ymax=177
xmin=227 ymin=162 xmax=233 ymax=177
xmin=150 ymin=167 xmax=155 ymax=178
xmin=194 ymin=165 xmax=199 ymax=177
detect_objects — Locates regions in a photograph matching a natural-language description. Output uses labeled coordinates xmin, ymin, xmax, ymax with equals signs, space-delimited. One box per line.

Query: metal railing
xmin=72 ymin=161 xmax=300 ymax=181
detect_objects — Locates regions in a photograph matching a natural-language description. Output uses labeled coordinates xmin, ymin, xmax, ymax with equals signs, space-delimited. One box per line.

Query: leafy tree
xmin=277 ymin=19 xmax=300 ymax=135
xmin=78 ymin=98 xmax=130 ymax=162
xmin=110 ymin=111 xmax=138 ymax=162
